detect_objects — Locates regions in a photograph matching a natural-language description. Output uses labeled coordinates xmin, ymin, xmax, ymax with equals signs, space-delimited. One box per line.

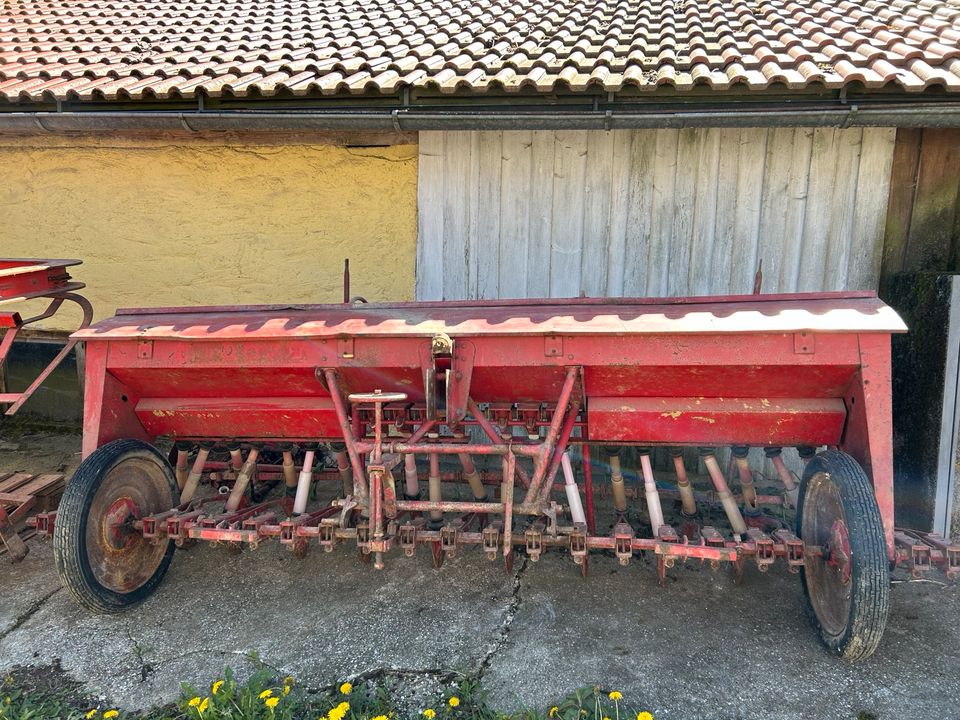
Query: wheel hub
xmin=825 ymin=518 xmax=852 ymax=584
xmin=102 ymin=496 xmax=141 ymax=550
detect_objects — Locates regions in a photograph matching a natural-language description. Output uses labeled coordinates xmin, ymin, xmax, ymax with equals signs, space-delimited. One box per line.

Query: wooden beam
xmin=880 ymin=128 xmax=922 ymax=279
xmin=903 ymin=129 xmax=960 ymax=272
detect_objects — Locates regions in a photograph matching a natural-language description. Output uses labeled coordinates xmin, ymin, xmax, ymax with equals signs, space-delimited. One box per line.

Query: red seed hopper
xmin=45 ymin=285 xmax=954 ymax=660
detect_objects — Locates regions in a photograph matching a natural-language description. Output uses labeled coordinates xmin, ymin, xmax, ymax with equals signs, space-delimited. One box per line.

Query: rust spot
xmin=691 ymin=415 xmax=716 ymax=424
xmin=661 ymin=411 xmax=683 ymax=419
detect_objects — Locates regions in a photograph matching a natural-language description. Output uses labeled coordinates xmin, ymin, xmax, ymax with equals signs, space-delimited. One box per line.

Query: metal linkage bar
xmin=84 ymin=465 xmax=958 ymax=584
xmin=323 ymin=369 xmax=369 ymax=504
xmin=467 ymin=397 xmax=533 ymax=488
xmin=393 ymin=500 xmax=505 ymax=514
xmin=524 ymin=367 xmax=581 ymax=505
xmin=122 ymin=506 xmax=834 ymax=577
xmin=895 ymin=528 xmax=960 ymax=580
xmin=353 ymin=407 xmax=586 ymax=435
xmin=536 ymin=398 xmax=582 ymax=506
xmin=1 ymin=292 xmax=93 ymax=415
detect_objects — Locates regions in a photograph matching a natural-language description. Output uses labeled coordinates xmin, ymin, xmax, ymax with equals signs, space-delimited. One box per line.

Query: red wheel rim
xmin=801 ymin=472 xmax=853 ymax=637
xmin=86 ymin=456 xmax=171 ymax=594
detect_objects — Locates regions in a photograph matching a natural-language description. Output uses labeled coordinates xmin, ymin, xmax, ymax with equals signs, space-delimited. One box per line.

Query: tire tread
xmin=53 ymin=439 xmax=176 ymax=614
xmin=797 ymin=449 xmax=890 ymax=661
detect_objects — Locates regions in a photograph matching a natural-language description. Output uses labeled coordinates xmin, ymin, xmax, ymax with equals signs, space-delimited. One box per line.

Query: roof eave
xmin=3 ymin=102 xmax=960 ymax=134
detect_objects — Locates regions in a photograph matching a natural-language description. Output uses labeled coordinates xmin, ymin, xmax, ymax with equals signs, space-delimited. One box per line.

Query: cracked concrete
xmin=2 ymin=431 xmax=960 ymax=718
xmin=0 ymin=538 xmax=515 ymax=708
xmin=476 ymin=557 xmax=529 ymax=680
xmin=0 ymin=586 xmax=62 ymax=644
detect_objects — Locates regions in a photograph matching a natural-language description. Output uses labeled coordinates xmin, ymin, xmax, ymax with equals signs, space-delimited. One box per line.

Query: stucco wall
xmin=1 ymin=135 xmax=418 ymax=331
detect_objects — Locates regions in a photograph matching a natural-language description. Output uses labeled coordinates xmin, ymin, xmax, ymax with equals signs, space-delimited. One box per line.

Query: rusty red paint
xmin=0 ymin=259 xmax=83 ymax=303
xmin=102 ymin=496 xmax=140 ymax=550
xmin=588 ymin=397 xmax=847 ymax=445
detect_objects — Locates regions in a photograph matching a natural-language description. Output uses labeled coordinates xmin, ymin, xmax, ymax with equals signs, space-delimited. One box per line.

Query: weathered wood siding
xmin=881 ymin=128 xmax=960 ymax=279
xmin=417 ymin=128 xmax=897 ymax=300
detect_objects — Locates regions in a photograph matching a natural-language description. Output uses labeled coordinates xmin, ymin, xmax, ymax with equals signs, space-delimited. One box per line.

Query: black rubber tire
xmin=796 ymin=450 xmax=890 ymax=661
xmin=54 ymin=439 xmax=177 ymax=613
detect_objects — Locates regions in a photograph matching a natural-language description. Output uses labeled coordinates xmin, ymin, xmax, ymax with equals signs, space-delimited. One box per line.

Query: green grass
xmin=1 ymin=666 xmax=655 ymax=720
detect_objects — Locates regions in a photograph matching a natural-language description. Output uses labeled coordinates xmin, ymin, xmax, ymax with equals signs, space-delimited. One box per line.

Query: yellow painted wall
xmin=0 ymin=135 xmax=418 ymax=331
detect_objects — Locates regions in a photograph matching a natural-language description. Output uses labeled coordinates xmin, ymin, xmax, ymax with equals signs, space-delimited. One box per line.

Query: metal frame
xmin=0 ymin=259 xmax=92 ymax=416
xmin=59 ymin=289 xmax=918 ymax=580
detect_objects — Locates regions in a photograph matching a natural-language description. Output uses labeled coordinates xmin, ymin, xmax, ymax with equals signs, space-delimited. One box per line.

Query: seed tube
xmin=671 ymin=448 xmax=697 ymax=517
xmin=701 ymin=448 xmax=748 ymax=538
xmin=606 ymin=447 xmax=628 ymax=514
xmin=639 ymin=448 xmax=664 ymax=538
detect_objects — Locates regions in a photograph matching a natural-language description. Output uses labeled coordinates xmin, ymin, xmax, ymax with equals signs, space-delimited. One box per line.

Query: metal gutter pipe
xmin=1 ymin=102 xmax=960 ymax=133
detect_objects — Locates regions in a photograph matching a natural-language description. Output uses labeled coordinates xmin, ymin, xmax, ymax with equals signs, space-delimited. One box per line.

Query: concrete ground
xmin=1 ymin=429 xmax=959 ymax=719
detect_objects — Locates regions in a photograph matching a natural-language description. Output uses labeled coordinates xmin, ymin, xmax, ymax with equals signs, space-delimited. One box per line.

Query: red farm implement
xmin=0 ymin=259 xmax=90 ymax=561
xmin=13 ymin=259 xmax=955 ymax=661
xmin=0 ymin=258 xmax=92 ymax=416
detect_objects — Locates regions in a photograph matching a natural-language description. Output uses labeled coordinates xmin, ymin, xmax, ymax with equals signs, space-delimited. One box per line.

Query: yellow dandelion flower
xmin=283 ymin=685 xmax=291 ymax=696
xmin=548 ymin=707 xmax=559 ymax=718
xmin=329 ymin=700 xmax=350 ymax=720
xmin=603 ymin=717 xmax=611 ymax=720
xmin=448 ymin=697 xmax=460 ymax=708
xmin=86 ymin=711 xmax=99 ymax=719
xmin=637 ymin=713 xmax=653 ymax=720
xmin=423 ymin=710 xmax=436 ymax=719
xmin=211 ymin=680 xmax=224 ymax=695
xmin=265 ymin=697 xmax=280 ymax=710
xmin=188 ymin=697 xmax=201 ymax=708
xmin=372 ymin=715 xmax=388 ymax=720
xmin=103 ymin=712 xmax=119 ymax=719
xmin=259 ymin=689 xmax=274 ymax=700
xmin=199 ymin=698 xmax=209 ymax=713
xmin=339 ymin=682 xmax=352 ymax=695
xmin=608 ymin=692 xmax=623 ymax=702
xmin=284 ymin=676 xmax=295 ymax=687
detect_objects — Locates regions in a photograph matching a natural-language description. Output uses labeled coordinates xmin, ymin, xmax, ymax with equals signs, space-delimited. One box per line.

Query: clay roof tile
xmin=1 ymin=0 xmax=958 ymax=103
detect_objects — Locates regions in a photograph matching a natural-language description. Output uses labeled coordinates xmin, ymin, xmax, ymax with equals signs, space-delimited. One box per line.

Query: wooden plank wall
xmin=881 ymin=128 xmax=960 ymax=279
xmin=417 ymin=127 xmax=897 ymax=300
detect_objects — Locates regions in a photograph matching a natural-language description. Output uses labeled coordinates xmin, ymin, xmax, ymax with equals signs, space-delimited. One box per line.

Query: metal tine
xmin=211 ymin=500 xmax=278 ymax=529
xmin=241 ymin=510 xmax=277 ymax=530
